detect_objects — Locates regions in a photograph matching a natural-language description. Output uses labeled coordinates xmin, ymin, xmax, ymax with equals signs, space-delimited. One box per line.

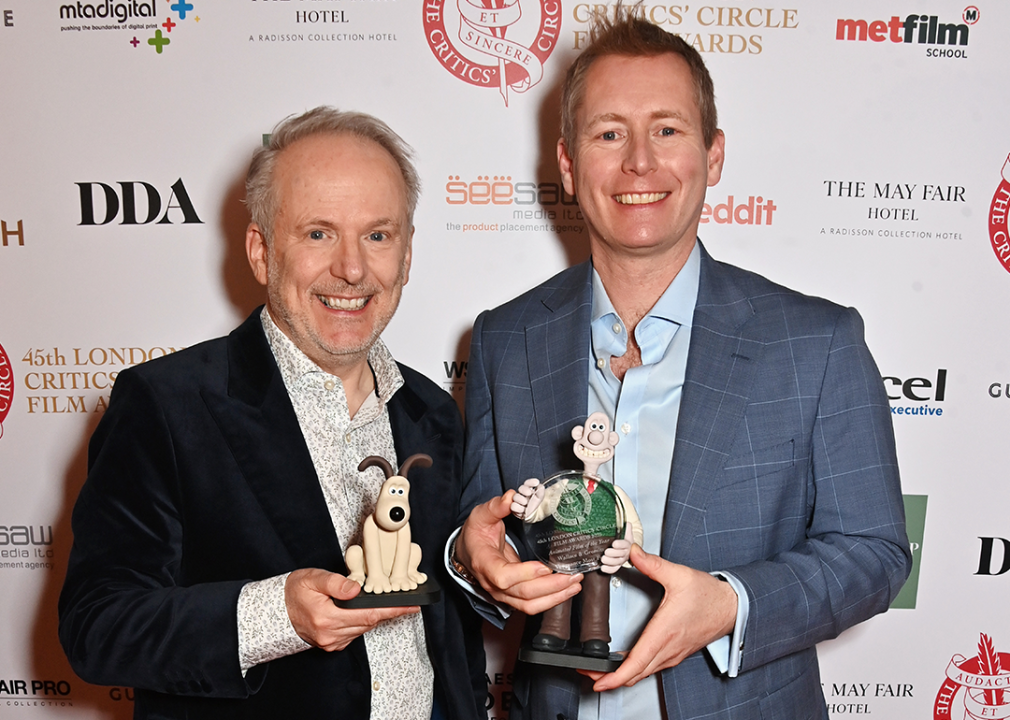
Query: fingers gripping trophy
xmin=511 ymin=412 xmax=643 ymax=670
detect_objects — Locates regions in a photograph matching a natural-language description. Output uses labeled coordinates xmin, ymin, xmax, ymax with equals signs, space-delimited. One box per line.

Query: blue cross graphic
xmin=170 ymin=1 xmax=194 ymax=20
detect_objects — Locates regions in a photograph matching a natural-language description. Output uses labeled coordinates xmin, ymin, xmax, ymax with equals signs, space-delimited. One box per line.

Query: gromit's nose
xmin=389 ymin=506 xmax=405 ymax=523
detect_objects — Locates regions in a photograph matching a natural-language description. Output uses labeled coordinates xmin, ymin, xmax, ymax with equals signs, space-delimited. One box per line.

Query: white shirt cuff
xmin=705 ymin=571 xmax=748 ymax=677
xmin=237 ymin=573 xmax=311 ymax=675
xmin=443 ymin=527 xmax=512 ymax=620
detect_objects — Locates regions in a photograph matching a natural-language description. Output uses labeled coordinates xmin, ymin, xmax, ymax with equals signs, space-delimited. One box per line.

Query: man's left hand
xmin=585 ymin=544 xmax=738 ymax=690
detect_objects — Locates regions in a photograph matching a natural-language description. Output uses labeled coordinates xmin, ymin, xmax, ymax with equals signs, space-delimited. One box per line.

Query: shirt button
xmin=345 ymin=433 xmax=352 ymax=444
xmin=373 ymin=681 xmax=381 ymax=691
xmin=323 ymin=380 xmax=336 ymax=391
xmin=621 ymin=423 xmax=631 ymax=435
xmin=612 ymin=323 xmax=622 ymax=334
xmin=596 ymin=358 xmax=606 ymax=369
xmin=611 ymin=576 xmax=622 ymax=588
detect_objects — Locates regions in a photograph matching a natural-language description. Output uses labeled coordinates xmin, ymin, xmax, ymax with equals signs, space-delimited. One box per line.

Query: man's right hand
xmin=456 ymin=490 xmax=582 ymax=615
xmin=284 ymin=568 xmax=419 ymax=652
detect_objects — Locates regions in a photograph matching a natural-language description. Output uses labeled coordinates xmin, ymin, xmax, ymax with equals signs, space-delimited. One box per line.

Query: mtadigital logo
xmin=59 ymin=0 xmax=201 ymax=54
xmin=0 ymin=343 xmax=12 ymax=440
xmin=76 ymin=179 xmax=203 ymax=226
xmin=934 ymin=634 xmax=1010 ymax=720
xmin=989 ymin=154 xmax=1010 ymax=276
xmin=836 ymin=7 xmax=977 ymax=58
xmin=424 ymin=0 xmax=562 ymax=107
xmin=883 ymin=368 xmax=946 ymax=417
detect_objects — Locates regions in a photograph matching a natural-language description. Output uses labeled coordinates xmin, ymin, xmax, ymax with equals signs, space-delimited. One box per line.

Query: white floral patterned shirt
xmin=235 ymin=309 xmax=433 ymax=719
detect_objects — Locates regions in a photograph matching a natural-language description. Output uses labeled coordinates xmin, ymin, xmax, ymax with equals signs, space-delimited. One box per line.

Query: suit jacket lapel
xmin=202 ymin=310 xmax=346 ymax=573
xmin=525 ymin=263 xmax=593 ymax=478
xmin=662 ymin=246 xmax=765 ymax=562
xmin=386 ymin=373 xmax=453 ymax=567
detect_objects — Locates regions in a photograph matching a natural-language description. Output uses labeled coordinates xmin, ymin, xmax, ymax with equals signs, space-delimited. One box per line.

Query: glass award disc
xmin=520 ymin=470 xmax=626 ymax=574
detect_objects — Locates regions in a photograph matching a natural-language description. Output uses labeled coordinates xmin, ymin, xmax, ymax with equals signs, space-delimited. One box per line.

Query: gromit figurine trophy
xmin=511 ymin=412 xmax=643 ymax=671
xmin=334 ymin=453 xmax=441 ymax=609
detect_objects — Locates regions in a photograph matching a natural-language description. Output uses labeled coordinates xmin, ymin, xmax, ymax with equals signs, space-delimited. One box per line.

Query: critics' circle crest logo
xmin=934 ymin=633 xmax=1010 ymax=719
xmin=423 ymin=0 xmax=561 ymax=106
xmin=0 ymin=342 xmax=12 ymax=439
xmin=990 ymin=154 xmax=1010 ymax=275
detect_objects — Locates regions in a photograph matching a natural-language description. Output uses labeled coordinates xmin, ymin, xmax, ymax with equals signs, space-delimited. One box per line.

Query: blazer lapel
xmin=386 ymin=374 xmax=456 ymax=565
xmin=661 ymin=246 xmax=765 ymax=562
xmin=202 ymin=310 xmax=346 ymax=572
xmin=525 ymin=263 xmax=593 ymax=477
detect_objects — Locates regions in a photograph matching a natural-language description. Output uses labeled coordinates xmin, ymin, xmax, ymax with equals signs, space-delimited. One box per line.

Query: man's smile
xmin=614 ymin=192 xmax=670 ymax=205
xmin=318 ymin=295 xmax=368 ymax=311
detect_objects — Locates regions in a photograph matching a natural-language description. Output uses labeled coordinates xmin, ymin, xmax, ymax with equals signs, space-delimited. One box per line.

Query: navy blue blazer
xmin=59 ymin=309 xmax=486 ymax=720
xmin=462 ymin=243 xmax=911 ymax=720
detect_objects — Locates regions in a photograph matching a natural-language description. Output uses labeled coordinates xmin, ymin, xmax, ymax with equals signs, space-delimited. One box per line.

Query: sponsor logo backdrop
xmin=1 ymin=1 xmax=1008 ymax=717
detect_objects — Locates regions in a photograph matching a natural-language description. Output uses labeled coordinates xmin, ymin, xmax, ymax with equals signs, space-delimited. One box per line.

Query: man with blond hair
xmin=452 ymin=11 xmax=910 ymax=720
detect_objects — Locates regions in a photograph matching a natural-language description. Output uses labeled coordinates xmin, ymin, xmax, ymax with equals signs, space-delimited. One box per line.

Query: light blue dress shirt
xmin=579 ymin=243 xmax=747 ymax=720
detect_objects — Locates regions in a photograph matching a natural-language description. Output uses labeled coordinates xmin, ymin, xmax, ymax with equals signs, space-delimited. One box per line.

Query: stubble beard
xmin=266 ymin=258 xmax=407 ymax=370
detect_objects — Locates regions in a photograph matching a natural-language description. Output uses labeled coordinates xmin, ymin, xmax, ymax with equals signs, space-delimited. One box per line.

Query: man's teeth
xmin=320 ymin=296 xmax=367 ymax=310
xmin=615 ymin=192 xmax=669 ymax=205
xmin=578 ymin=447 xmax=611 ymax=458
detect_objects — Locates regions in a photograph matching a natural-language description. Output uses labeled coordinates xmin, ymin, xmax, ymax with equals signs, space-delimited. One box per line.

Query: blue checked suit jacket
xmin=461 ymin=243 xmax=911 ymax=720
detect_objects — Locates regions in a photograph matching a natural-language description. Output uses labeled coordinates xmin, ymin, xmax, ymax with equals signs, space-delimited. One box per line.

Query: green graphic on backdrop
xmin=891 ymin=494 xmax=927 ymax=610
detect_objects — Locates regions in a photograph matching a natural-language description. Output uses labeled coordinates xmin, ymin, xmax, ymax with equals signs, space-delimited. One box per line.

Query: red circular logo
xmin=989 ymin=155 xmax=1010 ymax=275
xmin=0 ymin=342 xmax=13 ymax=439
xmin=934 ymin=634 xmax=1010 ymax=720
xmin=423 ymin=0 xmax=562 ymax=106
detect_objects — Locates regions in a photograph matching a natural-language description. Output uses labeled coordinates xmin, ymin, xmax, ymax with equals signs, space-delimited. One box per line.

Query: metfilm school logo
xmin=59 ymin=1 xmax=201 ymax=54
xmin=836 ymin=6 xmax=977 ymax=59
xmin=934 ymin=634 xmax=1010 ymax=720
xmin=424 ymin=0 xmax=561 ymax=106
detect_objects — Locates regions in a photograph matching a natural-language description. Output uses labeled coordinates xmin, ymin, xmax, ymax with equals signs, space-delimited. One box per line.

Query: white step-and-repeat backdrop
xmin=1 ymin=1 xmax=1008 ymax=718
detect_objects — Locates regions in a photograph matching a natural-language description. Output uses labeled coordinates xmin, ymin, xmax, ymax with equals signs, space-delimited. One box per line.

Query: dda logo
xmin=0 ymin=342 xmax=12 ymax=439
xmin=76 ymin=179 xmax=203 ymax=226
xmin=934 ymin=633 xmax=1010 ymax=720
xmin=423 ymin=0 xmax=561 ymax=106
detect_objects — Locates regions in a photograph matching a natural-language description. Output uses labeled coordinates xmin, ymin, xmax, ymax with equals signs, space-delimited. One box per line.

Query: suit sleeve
xmin=456 ymin=310 xmax=527 ymax=628
xmin=725 ymin=307 xmax=911 ymax=672
xmin=459 ymin=310 xmax=505 ymax=519
xmin=58 ymin=369 xmax=264 ymax=698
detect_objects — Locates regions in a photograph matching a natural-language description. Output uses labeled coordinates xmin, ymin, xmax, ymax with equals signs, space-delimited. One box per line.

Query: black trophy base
xmin=518 ymin=643 xmax=623 ymax=672
xmin=333 ymin=579 xmax=441 ymax=609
